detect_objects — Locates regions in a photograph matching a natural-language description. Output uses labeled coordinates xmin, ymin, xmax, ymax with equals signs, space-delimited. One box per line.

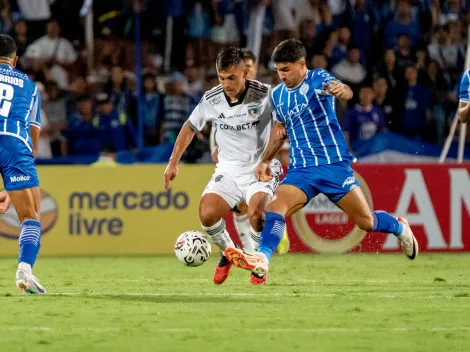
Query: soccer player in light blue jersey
xmin=224 ymin=40 xmax=419 ymax=280
xmin=0 ymin=35 xmax=45 ymax=294
xmin=457 ymin=69 xmax=470 ymax=123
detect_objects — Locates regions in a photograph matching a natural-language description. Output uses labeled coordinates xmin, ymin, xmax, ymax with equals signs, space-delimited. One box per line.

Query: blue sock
xmin=372 ymin=211 xmax=403 ymax=236
xmin=18 ymin=220 xmax=41 ymax=267
xmin=258 ymin=212 xmax=285 ymax=260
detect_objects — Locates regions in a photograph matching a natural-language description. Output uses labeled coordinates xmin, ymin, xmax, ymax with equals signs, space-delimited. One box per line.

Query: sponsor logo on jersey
xmin=219 ymin=121 xmax=260 ymax=131
xmin=342 ymin=176 xmax=356 ymax=188
xmin=10 ymin=175 xmax=30 ymax=183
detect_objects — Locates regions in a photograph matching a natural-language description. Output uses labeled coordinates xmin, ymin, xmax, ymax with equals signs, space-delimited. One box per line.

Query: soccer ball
xmin=175 ymin=231 xmax=212 ymax=267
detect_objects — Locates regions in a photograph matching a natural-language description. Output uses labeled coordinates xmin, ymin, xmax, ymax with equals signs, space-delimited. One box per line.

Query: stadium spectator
xmin=402 ymin=65 xmax=434 ymax=141
xmin=24 ymin=19 xmax=77 ymax=70
xmin=316 ymin=4 xmax=336 ymax=35
xmin=330 ymin=26 xmax=351 ymax=67
xmin=140 ymin=73 xmax=164 ymax=146
xmin=36 ymin=108 xmax=52 ymax=159
xmin=104 ymin=66 xmax=132 ymax=116
xmin=299 ymin=19 xmax=317 ymax=61
xmin=332 ymin=44 xmax=366 ymax=88
xmin=344 ymin=86 xmax=385 ymax=153
xmin=42 ymin=80 xmax=67 ymax=156
xmin=93 ymin=93 xmax=137 ymax=152
xmin=373 ymin=76 xmax=401 ymax=133
xmin=162 ymin=72 xmax=196 ymax=143
xmin=16 ymin=0 xmax=51 ymax=41
xmin=295 ymin=0 xmax=321 ymax=28
xmin=384 ymin=0 xmax=422 ymax=48
xmin=373 ymin=49 xmax=403 ymax=94
xmin=65 ymin=95 xmax=101 ymax=156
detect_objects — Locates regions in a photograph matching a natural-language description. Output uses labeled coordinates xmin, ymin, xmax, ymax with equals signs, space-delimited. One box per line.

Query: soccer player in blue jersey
xmin=457 ymin=69 xmax=470 ymax=123
xmin=224 ymin=39 xmax=419 ymax=279
xmin=0 ymin=35 xmax=45 ymax=294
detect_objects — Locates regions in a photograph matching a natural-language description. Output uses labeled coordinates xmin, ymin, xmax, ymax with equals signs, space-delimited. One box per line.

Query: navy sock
xmin=258 ymin=212 xmax=285 ymax=260
xmin=18 ymin=220 xmax=41 ymax=267
xmin=372 ymin=211 xmax=403 ymax=236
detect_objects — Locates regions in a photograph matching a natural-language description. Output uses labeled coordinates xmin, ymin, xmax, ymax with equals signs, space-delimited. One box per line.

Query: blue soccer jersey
xmin=271 ymin=69 xmax=354 ymax=169
xmin=0 ymin=64 xmax=41 ymax=191
xmin=0 ymin=64 xmax=41 ymax=151
xmin=459 ymin=69 xmax=470 ymax=102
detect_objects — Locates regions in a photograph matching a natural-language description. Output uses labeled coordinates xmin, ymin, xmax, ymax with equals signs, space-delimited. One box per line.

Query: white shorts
xmin=202 ymin=159 xmax=283 ymax=209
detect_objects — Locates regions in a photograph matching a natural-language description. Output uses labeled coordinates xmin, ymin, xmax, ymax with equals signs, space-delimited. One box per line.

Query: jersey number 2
xmin=0 ymin=83 xmax=14 ymax=118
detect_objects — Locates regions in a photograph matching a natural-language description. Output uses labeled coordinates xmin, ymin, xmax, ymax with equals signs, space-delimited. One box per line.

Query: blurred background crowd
xmin=1 ymin=0 xmax=468 ymax=162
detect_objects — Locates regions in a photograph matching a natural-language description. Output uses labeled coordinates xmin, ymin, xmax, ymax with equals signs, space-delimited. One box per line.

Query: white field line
xmin=40 ymin=292 xmax=470 ymax=299
xmin=5 ymin=326 xmax=470 ymax=334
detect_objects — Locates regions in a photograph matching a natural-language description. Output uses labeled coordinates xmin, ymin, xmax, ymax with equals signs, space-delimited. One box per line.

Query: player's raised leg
xmin=335 ymin=186 xmax=418 ymax=259
xmin=199 ymin=192 xmax=237 ymax=284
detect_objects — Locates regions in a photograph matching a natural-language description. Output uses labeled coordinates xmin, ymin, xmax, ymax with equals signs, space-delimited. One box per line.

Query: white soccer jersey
xmin=188 ymin=80 xmax=273 ymax=177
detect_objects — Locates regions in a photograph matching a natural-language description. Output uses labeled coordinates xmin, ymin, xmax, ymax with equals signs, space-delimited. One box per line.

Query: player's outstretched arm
xmin=457 ymin=101 xmax=470 ymax=123
xmin=164 ymin=121 xmax=196 ymax=189
xmin=322 ymin=81 xmax=353 ymax=102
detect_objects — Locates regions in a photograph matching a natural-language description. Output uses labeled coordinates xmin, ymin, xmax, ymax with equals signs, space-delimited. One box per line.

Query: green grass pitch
xmin=0 ymin=253 xmax=469 ymax=352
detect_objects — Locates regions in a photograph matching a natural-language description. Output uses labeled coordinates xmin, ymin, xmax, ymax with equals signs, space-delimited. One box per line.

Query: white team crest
xmin=248 ymin=104 xmax=261 ymax=118
xmin=300 ymin=83 xmax=309 ymax=95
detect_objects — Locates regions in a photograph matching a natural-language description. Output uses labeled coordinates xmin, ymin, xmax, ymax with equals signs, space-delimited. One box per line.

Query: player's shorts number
xmin=0 ymin=83 xmax=14 ymax=118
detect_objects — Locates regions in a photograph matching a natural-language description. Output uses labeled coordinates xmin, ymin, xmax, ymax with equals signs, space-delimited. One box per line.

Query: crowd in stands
xmin=0 ymin=0 xmax=468 ymax=162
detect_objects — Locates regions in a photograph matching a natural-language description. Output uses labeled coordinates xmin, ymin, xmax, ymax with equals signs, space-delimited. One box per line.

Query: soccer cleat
xmin=16 ymin=269 xmax=46 ymax=294
xmin=224 ymin=247 xmax=269 ymax=276
xmin=250 ymin=272 xmax=267 ymax=285
xmin=276 ymin=227 xmax=290 ymax=255
xmin=213 ymin=255 xmax=232 ymax=284
xmin=397 ymin=217 xmax=419 ymax=260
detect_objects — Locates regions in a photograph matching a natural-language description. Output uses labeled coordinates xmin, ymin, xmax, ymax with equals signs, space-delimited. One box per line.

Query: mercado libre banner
xmin=0 ymin=164 xmax=469 ymax=255
xmin=0 ymin=165 xmax=214 ymax=256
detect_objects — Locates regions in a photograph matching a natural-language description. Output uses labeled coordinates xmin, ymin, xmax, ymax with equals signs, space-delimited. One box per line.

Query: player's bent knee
xmin=199 ymin=205 xmax=224 ymax=227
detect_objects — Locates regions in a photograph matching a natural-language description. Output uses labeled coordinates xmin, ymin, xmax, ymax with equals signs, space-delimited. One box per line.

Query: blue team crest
xmin=248 ymin=104 xmax=261 ymax=118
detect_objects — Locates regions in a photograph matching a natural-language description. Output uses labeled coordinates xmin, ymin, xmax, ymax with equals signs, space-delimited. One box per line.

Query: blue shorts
xmin=0 ymin=136 xmax=39 ymax=191
xmin=281 ymin=160 xmax=360 ymax=204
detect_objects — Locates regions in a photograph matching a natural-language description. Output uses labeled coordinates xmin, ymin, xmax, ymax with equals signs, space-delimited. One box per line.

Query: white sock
xmin=18 ymin=262 xmax=32 ymax=274
xmin=233 ymin=213 xmax=254 ymax=251
xmin=250 ymin=227 xmax=261 ymax=251
xmin=201 ymin=219 xmax=235 ymax=251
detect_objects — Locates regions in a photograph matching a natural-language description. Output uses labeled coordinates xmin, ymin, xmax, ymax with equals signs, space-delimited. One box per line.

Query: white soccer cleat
xmin=16 ymin=269 xmax=46 ymax=294
xmin=224 ymin=247 xmax=269 ymax=277
xmin=397 ymin=217 xmax=419 ymax=260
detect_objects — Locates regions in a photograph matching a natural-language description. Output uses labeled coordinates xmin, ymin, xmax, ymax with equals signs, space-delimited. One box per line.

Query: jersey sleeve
xmin=187 ymin=98 xmax=210 ymax=131
xmin=270 ymin=89 xmax=285 ymax=124
xmin=459 ymin=70 xmax=470 ymax=102
xmin=29 ymin=88 xmax=41 ymax=129
xmin=314 ymin=69 xmax=341 ymax=90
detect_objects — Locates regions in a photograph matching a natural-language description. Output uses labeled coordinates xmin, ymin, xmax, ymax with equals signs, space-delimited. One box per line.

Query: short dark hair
xmin=216 ymin=46 xmax=245 ymax=71
xmin=0 ymin=34 xmax=17 ymax=58
xmin=242 ymin=48 xmax=257 ymax=63
xmin=271 ymin=39 xmax=306 ymax=63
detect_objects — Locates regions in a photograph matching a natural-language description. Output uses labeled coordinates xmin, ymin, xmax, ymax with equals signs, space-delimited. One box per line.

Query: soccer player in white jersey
xmin=164 ymin=47 xmax=282 ymax=285
xmin=457 ymin=68 xmax=470 ymax=123
xmin=209 ymin=48 xmax=290 ymax=255
xmin=0 ymin=35 xmax=45 ymax=294
xmin=224 ymin=39 xmax=419 ymax=279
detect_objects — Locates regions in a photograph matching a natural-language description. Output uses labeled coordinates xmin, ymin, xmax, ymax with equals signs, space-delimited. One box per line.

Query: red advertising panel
xmin=226 ymin=164 xmax=470 ymax=253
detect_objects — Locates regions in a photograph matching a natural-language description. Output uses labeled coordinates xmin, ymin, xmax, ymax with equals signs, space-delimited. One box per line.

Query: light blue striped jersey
xmin=0 ymin=64 xmax=41 ymax=152
xmin=459 ymin=69 xmax=470 ymax=102
xmin=271 ymin=68 xmax=354 ymax=169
